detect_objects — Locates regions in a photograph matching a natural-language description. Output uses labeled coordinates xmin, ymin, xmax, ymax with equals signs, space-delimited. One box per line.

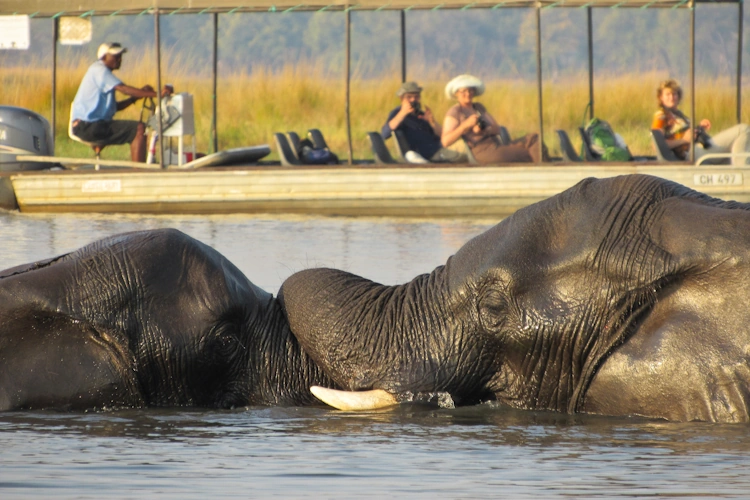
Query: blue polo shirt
xmin=71 ymin=60 xmax=123 ymax=123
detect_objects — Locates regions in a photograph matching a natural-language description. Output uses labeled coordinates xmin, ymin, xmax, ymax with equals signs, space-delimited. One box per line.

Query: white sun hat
xmin=445 ymin=74 xmax=485 ymax=99
xmin=97 ymin=42 xmax=127 ymax=60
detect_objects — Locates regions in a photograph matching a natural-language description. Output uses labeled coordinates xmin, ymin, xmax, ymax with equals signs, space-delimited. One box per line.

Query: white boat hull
xmin=8 ymin=163 xmax=750 ymax=217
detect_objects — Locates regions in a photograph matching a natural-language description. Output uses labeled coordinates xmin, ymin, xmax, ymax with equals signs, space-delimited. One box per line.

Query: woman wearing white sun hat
xmin=440 ymin=74 xmax=543 ymax=163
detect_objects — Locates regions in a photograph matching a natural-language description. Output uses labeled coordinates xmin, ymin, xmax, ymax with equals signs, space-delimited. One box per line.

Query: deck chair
xmin=274 ymin=132 xmax=301 ymax=166
xmin=443 ymin=137 xmax=477 ymax=164
xmin=498 ymin=126 xmax=512 ymax=146
xmin=463 ymin=141 xmax=478 ymax=164
xmin=651 ymin=129 xmax=735 ymax=164
xmin=650 ymin=129 xmax=681 ymax=162
xmin=391 ymin=130 xmax=435 ymax=163
xmin=307 ymin=129 xmax=328 ymax=150
xmin=556 ymin=130 xmax=582 ymax=162
xmin=286 ymin=131 xmax=302 ymax=160
xmin=577 ymin=127 xmax=600 ymax=161
xmin=367 ymin=132 xmax=398 ymax=164
xmin=68 ymin=104 xmax=108 ymax=168
xmin=392 ymin=130 xmax=413 ymax=162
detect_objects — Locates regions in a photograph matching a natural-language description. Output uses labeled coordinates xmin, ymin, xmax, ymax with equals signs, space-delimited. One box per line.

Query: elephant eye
xmin=477 ymin=286 xmax=509 ymax=332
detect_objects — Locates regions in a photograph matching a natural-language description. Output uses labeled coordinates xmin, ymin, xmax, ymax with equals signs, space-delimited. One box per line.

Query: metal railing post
xmin=345 ymin=7 xmax=353 ymax=165
xmin=536 ymin=3 xmax=544 ymax=163
xmin=155 ymin=9 xmax=164 ymax=168
xmin=212 ymin=12 xmax=219 ymax=153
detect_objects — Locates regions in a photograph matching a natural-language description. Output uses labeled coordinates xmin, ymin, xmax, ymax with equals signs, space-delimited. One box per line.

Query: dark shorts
xmin=72 ymin=120 xmax=140 ymax=146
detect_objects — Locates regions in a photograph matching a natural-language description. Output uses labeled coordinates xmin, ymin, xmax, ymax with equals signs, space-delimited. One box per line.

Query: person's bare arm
xmin=114 ymin=84 xmax=172 ymax=110
xmin=441 ymin=113 xmax=478 ymax=147
xmin=115 ymin=83 xmax=157 ymax=99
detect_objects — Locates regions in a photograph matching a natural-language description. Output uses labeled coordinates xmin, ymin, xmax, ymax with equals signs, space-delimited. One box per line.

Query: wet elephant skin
xmin=280 ymin=174 xmax=750 ymax=423
xmin=0 ymin=229 xmax=331 ymax=411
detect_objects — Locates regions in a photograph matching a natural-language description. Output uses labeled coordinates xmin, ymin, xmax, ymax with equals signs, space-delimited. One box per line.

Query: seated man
xmin=70 ymin=42 xmax=172 ymax=163
xmin=381 ymin=81 xmax=464 ymax=163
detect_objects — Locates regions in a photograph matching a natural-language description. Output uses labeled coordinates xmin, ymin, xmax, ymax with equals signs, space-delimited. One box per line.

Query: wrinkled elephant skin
xmin=0 ymin=229 xmax=331 ymax=411
xmin=280 ymin=175 xmax=750 ymax=423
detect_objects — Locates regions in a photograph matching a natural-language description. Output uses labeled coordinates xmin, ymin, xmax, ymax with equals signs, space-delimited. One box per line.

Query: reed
xmin=2 ymin=58 xmax=747 ymax=162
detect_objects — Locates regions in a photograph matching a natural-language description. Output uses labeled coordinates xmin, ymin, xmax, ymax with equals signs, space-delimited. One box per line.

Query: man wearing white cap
xmin=381 ymin=81 xmax=463 ymax=163
xmin=70 ymin=42 xmax=172 ymax=162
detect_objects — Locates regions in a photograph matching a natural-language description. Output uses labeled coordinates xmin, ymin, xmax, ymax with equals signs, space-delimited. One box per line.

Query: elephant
xmin=0 ymin=228 xmax=332 ymax=411
xmin=280 ymin=174 xmax=750 ymax=423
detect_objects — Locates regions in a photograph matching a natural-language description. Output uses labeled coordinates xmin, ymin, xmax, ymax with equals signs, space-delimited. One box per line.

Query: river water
xmin=1 ymin=211 xmax=750 ymax=499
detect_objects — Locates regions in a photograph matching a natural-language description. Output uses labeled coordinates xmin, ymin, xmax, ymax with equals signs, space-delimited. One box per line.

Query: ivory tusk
xmin=310 ymin=386 xmax=398 ymax=411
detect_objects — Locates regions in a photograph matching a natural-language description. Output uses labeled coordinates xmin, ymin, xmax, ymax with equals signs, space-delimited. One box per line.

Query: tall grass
xmin=3 ymin=56 xmax=747 ymax=162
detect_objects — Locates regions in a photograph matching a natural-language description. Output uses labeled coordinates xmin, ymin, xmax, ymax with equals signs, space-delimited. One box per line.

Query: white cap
xmin=97 ymin=42 xmax=127 ymax=60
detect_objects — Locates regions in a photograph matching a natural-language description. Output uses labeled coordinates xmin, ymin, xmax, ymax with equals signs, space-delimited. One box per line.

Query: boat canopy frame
xmin=2 ymin=0 xmax=744 ymax=166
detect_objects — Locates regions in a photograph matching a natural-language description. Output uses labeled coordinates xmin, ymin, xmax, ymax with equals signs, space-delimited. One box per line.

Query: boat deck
xmin=2 ymin=161 xmax=747 ymax=217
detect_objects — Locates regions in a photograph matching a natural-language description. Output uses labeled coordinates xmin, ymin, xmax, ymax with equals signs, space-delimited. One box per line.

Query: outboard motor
xmin=0 ymin=106 xmax=54 ymax=171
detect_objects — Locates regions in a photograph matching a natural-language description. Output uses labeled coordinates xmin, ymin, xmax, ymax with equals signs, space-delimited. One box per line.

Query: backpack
xmin=296 ymin=138 xmax=339 ymax=165
xmin=582 ymin=118 xmax=631 ymax=161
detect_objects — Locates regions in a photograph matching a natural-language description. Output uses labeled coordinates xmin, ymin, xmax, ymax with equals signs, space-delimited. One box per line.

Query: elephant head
xmin=0 ymin=228 xmax=332 ymax=411
xmin=281 ymin=175 xmax=750 ymax=422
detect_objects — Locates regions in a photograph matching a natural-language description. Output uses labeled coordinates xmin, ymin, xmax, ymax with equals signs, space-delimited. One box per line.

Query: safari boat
xmin=0 ymin=0 xmax=745 ymax=217
xmin=0 ymin=162 xmax=748 ymax=217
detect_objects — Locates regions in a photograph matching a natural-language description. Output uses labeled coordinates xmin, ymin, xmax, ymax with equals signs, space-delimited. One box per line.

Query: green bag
xmin=582 ymin=118 xmax=631 ymax=161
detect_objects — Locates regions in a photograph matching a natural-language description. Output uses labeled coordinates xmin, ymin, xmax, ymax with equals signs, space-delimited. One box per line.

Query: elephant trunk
xmin=280 ymin=266 xmax=484 ymax=403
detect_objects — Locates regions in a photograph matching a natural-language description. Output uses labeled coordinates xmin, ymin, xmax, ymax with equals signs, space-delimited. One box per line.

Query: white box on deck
xmin=163 ymin=93 xmax=194 ymax=137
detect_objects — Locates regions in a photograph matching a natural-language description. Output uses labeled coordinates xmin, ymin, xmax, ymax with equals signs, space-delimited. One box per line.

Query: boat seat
xmin=463 ymin=140 xmax=478 ymax=164
xmin=650 ymin=129 xmax=682 ymax=162
xmin=498 ymin=126 xmax=511 ymax=145
xmin=307 ymin=129 xmax=328 ymax=150
xmin=556 ymin=130 xmax=582 ymax=162
xmin=650 ymin=129 xmax=681 ymax=162
xmin=577 ymin=127 xmax=600 ymax=161
xmin=367 ymin=132 xmax=398 ymax=164
xmin=441 ymin=137 xmax=476 ymax=164
xmin=392 ymin=130 xmax=413 ymax=162
xmin=274 ymin=132 xmax=301 ymax=166
xmin=68 ymin=104 xmax=107 ymax=168
xmin=651 ymin=129 xmax=733 ymax=164
xmin=286 ymin=131 xmax=302 ymax=159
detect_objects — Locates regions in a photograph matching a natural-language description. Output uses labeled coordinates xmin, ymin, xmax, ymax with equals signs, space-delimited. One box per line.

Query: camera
xmin=473 ymin=104 xmax=488 ymax=130
xmin=695 ymin=126 xmax=712 ymax=149
xmin=411 ymin=101 xmax=423 ymax=116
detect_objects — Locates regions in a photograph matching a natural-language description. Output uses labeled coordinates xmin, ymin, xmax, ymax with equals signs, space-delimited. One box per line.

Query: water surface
xmin=1 ymin=211 xmax=749 ymax=499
